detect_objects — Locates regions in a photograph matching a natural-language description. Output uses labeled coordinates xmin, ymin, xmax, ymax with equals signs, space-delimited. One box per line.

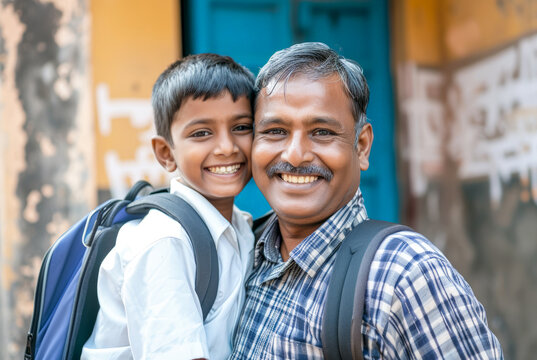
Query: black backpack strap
xmin=322 ymin=219 xmax=411 ymax=360
xmin=124 ymin=180 xmax=153 ymax=201
xmin=126 ymin=192 xmax=219 ymax=320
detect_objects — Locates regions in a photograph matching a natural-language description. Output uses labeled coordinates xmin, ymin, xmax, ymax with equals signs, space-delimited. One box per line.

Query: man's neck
xmin=277 ymin=219 xmax=324 ymax=261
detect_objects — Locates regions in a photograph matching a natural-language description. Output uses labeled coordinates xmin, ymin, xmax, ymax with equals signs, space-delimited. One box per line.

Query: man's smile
xmin=280 ymin=174 xmax=319 ymax=184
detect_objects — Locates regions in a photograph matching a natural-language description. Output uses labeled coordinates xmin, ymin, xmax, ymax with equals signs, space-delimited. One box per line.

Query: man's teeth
xmin=281 ymin=174 xmax=318 ymax=184
xmin=208 ymin=164 xmax=241 ymax=174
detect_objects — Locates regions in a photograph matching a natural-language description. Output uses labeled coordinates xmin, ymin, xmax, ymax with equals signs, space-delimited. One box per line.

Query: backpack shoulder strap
xmin=126 ymin=192 xmax=219 ymax=320
xmin=322 ymin=219 xmax=411 ymax=360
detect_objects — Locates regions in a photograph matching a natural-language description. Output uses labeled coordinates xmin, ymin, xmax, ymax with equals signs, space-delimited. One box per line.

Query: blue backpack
xmin=24 ymin=181 xmax=219 ymax=360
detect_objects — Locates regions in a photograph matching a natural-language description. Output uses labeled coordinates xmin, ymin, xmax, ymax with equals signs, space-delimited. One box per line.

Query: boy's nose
xmin=214 ymin=133 xmax=239 ymax=156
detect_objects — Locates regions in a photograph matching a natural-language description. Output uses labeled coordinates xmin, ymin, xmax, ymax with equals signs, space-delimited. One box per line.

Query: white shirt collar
xmin=170 ymin=178 xmax=245 ymax=250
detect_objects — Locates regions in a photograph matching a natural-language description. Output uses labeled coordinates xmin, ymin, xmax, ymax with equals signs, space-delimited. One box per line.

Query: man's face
xmin=253 ymin=74 xmax=372 ymax=226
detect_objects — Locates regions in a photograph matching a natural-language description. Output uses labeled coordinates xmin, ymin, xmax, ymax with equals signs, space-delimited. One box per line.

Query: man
xmin=230 ymin=42 xmax=503 ymax=359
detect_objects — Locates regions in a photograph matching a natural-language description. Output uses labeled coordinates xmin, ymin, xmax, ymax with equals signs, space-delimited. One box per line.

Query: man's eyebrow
xmin=307 ymin=117 xmax=344 ymax=129
xmin=256 ymin=117 xmax=286 ymax=127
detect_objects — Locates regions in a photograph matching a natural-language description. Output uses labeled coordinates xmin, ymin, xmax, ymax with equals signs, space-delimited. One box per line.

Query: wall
xmin=92 ymin=0 xmax=179 ymax=200
xmin=393 ymin=0 xmax=537 ymax=358
xmin=0 ymin=0 xmax=180 ymax=357
xmin=0 ymin=0 xmax=93 ymax=358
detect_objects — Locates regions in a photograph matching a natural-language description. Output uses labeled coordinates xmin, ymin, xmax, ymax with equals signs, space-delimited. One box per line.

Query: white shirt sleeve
xmin=121 ymin=234 xmax=210 ymax=360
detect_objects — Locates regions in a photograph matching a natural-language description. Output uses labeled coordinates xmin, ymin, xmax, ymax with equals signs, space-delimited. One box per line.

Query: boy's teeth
xmin=281 ymin=174 xmax=318 ymax=184
xmin=208 ymin=164 xmax=241 ymax=174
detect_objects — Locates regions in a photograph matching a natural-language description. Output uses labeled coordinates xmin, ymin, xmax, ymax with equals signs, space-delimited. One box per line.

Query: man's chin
xmin=271 ymin=202 xmax=327 ymax=223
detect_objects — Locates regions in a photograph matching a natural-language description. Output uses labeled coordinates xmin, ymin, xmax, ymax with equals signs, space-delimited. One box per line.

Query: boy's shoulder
xmin=233 ymin=205 xmax=254 ymax=228
xmin=114 ymin=209 xmax=191 ymax=262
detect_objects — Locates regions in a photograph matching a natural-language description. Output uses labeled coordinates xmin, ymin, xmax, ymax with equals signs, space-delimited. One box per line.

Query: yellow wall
xmin=443 ymin=0 xmax=537 ymax=61
xmin=397 ymin=0 xmax=537 ymax=65
xmin=393 ymin=0 xmax=443 ymax=66
xmin=91 ymin=0 xmax=180 ymax=191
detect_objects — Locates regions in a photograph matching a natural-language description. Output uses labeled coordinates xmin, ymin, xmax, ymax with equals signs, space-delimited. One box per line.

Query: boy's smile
xmin=154 ymin=91 xmax=253 ymax=205
xmin=207 ymin=163 xmax=242 ymax=175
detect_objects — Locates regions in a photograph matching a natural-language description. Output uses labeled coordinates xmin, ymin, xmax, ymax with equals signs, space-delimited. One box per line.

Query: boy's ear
xmin=152 ymin=136 xmax=178 ymax=173
xmin=356 ymin=123 xmax=373 ymax=171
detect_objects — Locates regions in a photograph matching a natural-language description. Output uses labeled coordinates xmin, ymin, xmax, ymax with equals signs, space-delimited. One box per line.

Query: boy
xmin=81 ymin=54 xmax=256 ymax=360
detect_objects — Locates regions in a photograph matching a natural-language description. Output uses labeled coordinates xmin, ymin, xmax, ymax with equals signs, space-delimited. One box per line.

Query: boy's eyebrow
xmin=232 ymin=113 xmax=253 ymax=120
xmin=184 ymin=118 xmax=212 ymax=128
xmin=185 ymin=113 xmax=253 ymax=127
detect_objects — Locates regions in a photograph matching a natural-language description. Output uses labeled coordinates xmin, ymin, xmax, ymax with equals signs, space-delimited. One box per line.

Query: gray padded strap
xmin=126 ymin=193 xmax=219 ymax=320
xmin=322 ymin=219 xmax=411 ymax=360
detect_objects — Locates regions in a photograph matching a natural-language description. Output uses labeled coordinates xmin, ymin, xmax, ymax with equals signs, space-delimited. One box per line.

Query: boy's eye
xmin=191 ymin=130 xmax=211 ymax=138
xmin=233 ymin=124 xmax=253 ymax=132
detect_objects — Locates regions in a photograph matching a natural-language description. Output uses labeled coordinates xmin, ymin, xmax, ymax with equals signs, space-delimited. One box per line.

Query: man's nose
xmin=214 ymin=132 xmax=238 ymax=156
xmin=281 ymin=132 xmax=314 ymax=166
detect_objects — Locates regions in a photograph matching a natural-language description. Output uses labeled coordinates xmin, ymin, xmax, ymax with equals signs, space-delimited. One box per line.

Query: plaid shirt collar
xmin=254 ymin=188 xmax=368 ymax=280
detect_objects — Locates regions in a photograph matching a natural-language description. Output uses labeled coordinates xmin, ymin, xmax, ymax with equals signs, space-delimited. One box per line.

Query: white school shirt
xmin=81 ymin=179 xmax=254 ymax=360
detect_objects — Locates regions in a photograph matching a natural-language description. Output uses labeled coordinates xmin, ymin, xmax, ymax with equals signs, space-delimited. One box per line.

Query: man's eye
xmin=262 ymin=128 xmax=286 ymax=135
xmin=191 ymin=130 xmax=211 ymax=138
xmin=313 ymin=129 xmax=334 ymax=136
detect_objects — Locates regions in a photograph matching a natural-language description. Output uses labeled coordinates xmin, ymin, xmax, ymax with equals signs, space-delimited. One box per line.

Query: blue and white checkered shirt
xmin=230 ymin=189 xmax=503 ymax=359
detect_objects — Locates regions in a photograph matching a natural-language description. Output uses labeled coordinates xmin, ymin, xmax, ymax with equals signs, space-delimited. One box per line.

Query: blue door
xmin=183 ymin=0 xmax=398 ymax=222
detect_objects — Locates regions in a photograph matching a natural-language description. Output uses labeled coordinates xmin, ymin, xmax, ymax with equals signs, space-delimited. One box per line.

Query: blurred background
xmin=1 ymin=0 xmax=536 ymax=358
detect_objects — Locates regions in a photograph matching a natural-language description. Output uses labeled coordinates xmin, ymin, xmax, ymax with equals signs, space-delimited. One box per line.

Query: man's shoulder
xmin=376 ymin=229 xmax=448 ymax=264
xmin=370 ymin=228 xmax=474 ymax=297
xmin=369 ymin=229 xmax=462 ymax=287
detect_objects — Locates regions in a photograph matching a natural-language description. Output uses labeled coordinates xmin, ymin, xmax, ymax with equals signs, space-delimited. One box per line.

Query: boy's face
xmin=155 ymin=92 xmax=253 ymax=201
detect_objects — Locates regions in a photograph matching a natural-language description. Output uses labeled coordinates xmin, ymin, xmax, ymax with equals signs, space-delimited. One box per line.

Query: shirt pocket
xmin=270 ymin=333 xmax=324 ymax=360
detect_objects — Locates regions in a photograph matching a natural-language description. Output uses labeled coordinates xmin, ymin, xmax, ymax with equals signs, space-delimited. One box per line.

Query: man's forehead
xmin=261 ymin=72 xmax=343 ymax=97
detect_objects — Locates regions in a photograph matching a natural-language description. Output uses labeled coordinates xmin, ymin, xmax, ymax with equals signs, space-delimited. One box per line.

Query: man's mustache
xmin=266 ymin=162 xmax=333 ymax=181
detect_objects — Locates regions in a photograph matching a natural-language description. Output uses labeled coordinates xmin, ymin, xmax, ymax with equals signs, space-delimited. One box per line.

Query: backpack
xmin=24 ymin=180 xmax=219 ymax=360
xmin=321 ymin=219 xmax=411 ymax=360
xmin=253 ymin=213 xmax=411 ymax=360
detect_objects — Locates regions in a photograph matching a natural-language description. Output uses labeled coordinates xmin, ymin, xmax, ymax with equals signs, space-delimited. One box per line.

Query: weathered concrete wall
xmin=393 ymin=0 xmax=537 ymax=358
xmin=0 ymin=0 xmax=94 ymax=358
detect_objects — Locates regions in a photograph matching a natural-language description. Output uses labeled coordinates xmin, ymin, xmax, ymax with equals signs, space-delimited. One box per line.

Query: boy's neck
xmin=207 ymin=197 xmax=235 ymax=223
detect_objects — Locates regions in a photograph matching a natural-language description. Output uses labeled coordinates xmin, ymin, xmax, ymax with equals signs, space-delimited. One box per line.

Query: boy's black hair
xmin=152 ymin=53 xmax=255 ymax=145
xmin=256 ymin=42 xmax=370 ymax=137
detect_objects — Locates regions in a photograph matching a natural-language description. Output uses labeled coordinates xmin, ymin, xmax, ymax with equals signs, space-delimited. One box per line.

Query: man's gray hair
xmin=256 ymin=42 xmax=370 ymax=138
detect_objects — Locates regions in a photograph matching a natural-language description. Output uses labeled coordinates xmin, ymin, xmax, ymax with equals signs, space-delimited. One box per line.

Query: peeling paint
xmin=37 ymin=133 xmax=56 ymax=156
xmin=45 ymin=211 xmax=71 ymax=243
xmin=0 ymin=2 xmax=27 ymax=256
xmin=41 ymin=183 xmax=53 ymax=197
xmin=22 ymin=190 xmax=41 ymax=223
xmin=53 ymin=76 xmax=71 ymax=99
xmin=0 ymin=0 xmax=92 ymax=358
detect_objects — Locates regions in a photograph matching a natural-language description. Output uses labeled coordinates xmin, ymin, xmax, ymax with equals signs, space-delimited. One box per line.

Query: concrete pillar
xmin=0 ymin=0 xmax=94 ymax=358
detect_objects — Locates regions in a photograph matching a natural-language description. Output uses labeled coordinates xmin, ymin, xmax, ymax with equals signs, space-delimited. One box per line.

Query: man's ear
xmin=356 ymin=123 xmax=373 ymax=171
xmin=152 ymin=136 xmax=177 ymax=173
